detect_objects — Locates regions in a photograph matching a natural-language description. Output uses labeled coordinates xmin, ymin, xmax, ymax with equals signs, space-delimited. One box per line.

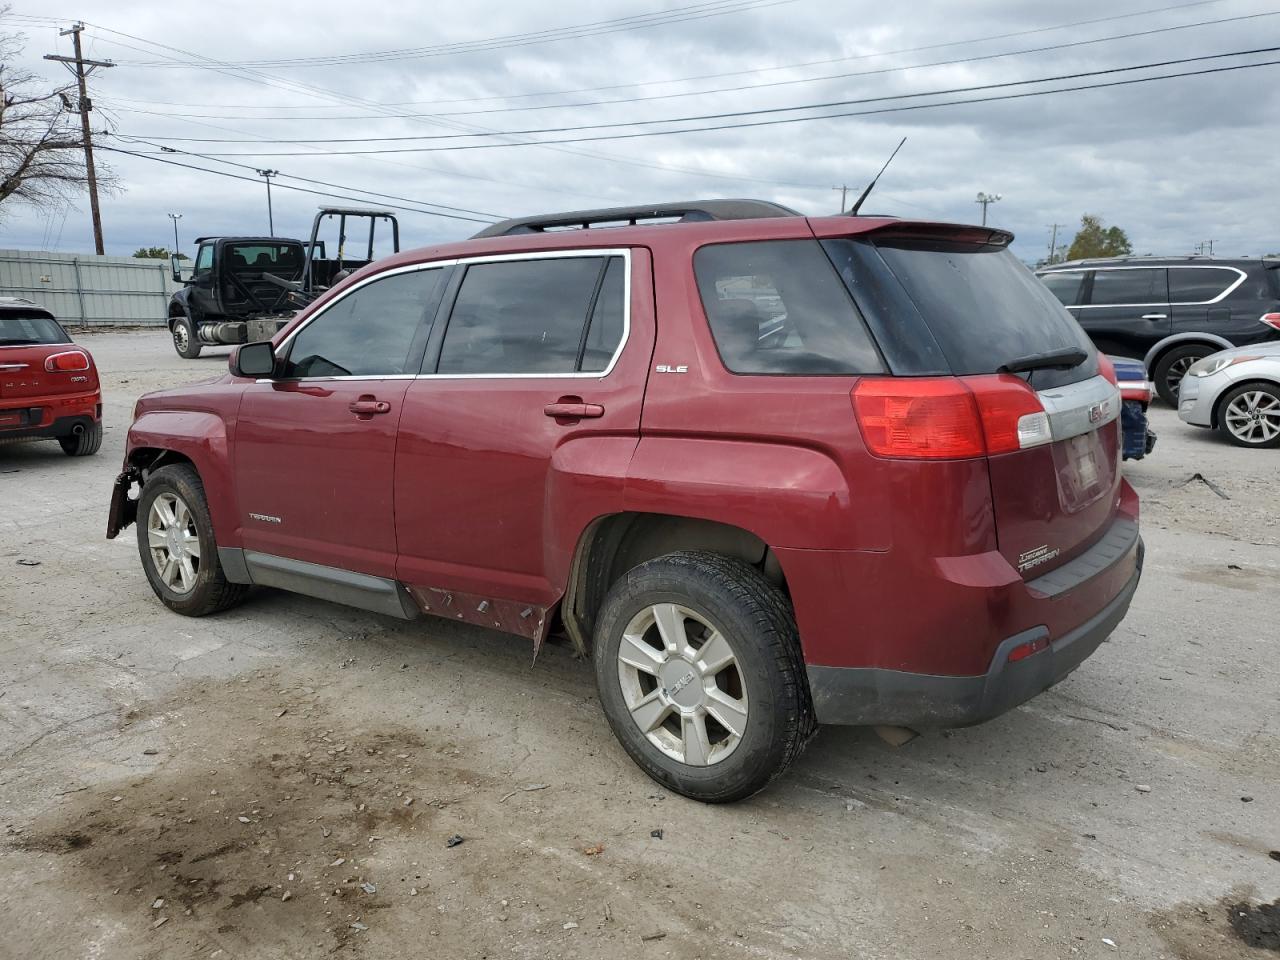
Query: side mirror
xmin=230 ymin=341 xmax=277 ymax=379
xmin=170 ymin=254 xmax=184 ymax=283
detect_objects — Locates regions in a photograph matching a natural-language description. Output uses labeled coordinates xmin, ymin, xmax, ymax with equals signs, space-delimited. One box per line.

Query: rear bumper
xmin=807 ymin=538 xmax=1143 ymax=727
xmin=0 ymin=409 xmax=100 ymax=442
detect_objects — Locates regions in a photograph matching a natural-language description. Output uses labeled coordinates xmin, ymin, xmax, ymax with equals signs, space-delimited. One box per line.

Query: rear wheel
xmin=58 ymin=420 xmax=101 ymax=457
xmin=593 ymin=551 xmax=814 ymax=803
xmin=172 ymin=314 xmax=202 ymax=359
xmin=1217 ymin=382 xmax=1280 ymax=448
xmin=1152 ymin=344 xmax=1211 ymax=405
xmin=136 ymin=464 xmax=248 ymax=615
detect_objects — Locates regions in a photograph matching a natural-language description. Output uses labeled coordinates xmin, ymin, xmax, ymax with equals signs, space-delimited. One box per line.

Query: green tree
xmin=1064 ymin=214 xmax=1133 ymax=260
xmin=133 ymin=246 xmax=186 ymax=259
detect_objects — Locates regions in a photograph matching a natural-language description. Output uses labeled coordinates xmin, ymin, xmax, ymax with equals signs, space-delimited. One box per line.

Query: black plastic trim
xmin=239 ymin=550 xmax=420 ymax=620
xmin=1025 ymin=517 xmax=1139 ymax=599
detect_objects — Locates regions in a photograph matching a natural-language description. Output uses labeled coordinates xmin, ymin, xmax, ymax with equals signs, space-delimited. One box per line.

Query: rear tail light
xmin=1261 ymin=313 xmax=1280 ymax=332
xmin=1096 ymin=353 xmax=1118 ymax=386
xmin=852 ymin=374 xmax=1050 ymax=460
xmin=44 ymin=350 xmax=90 ymax=373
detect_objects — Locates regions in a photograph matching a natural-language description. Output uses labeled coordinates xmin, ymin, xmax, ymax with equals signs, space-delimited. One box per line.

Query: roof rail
xmin=470 ymin=199 xmax=801 ymax=239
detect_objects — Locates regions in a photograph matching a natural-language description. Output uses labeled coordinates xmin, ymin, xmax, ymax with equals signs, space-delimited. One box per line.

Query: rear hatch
xmin=822 ymin=225 xmax=1121 ymax=579
xmin=0 ymin=310 xmax=95 ymax=408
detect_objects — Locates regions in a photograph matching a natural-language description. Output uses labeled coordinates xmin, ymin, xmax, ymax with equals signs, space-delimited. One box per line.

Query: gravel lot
xmin=2 ymin=330 xmax=1277 ymax=960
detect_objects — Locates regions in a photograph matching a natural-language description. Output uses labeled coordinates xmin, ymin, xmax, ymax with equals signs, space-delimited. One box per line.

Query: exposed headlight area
xmin=1186 ymin=354 xmax=1261 ymax=378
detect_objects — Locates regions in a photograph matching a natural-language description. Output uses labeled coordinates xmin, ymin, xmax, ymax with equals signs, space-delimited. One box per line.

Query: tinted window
xmin=580 ymin=257 xmax=625 ymax=373
xmin=694 ymin=239 xmax=884 ymax=375
xmin=1039 ymin=270 xmax=1087 ymax=306
xmin=861 ymin=240 xmax=1094 ymax=377
xmin=0 ymin=312 xmax=68 ymax=346
xmin=1089 ymin=268 xmax=1167 ymax=306
xmin=436 ymin=257 xmax=614 ymax=375
xmin=227 ymin=243 xmax=303 ymax=273
xmin=284 ymin=268 xmax=442 ymax=378
xmin=1168 ymin=267 xmax=1238 ymax=303
xmin=194 ymin=244 xmax=213 ymax=275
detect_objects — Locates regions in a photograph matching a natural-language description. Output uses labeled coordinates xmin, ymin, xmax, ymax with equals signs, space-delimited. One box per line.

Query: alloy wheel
xmin=1224 ymin=390 xmax=1280 ymax=445
xmin=146 ymin=492 xmax=201 ymax=594
xmin=173 ymin=323 xmax=189 ymax=353
xmin=1164 ymin=355 xmax=1197 ymax=400
xmin=616 ymin=603 xmax=749 ymax=766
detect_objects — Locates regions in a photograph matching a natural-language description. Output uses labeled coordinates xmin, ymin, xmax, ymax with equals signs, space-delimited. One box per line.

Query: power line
xmin=95 ymin=10 xmax=1276 ymax=122
xmin=147 ymin=55 xmax=1280 ymax=157
xmin=106 ymin=0 xmax=797 ymax=68
xmin=125 ymin=46 xmax=1280 ymax=145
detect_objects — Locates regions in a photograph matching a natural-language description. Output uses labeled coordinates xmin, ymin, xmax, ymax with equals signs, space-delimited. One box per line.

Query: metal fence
xmin=0 ymin=249 xmax=180 ymax=327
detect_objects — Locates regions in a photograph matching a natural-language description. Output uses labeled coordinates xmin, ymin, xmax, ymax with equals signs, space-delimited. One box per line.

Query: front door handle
xmin=543 ymin=400 xmax=605 ymax=420
xmin=349 ymin=395 xmax=392 ymax=418
xmin=1141 ymin=313 xmax=1168 ymax=320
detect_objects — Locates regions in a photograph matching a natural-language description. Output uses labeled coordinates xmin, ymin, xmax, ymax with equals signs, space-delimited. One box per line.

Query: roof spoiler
xmin=861 ymin=222 xmax=1015 ymax=248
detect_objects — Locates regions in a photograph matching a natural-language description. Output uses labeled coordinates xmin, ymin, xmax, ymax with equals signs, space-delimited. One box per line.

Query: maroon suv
xmin=107 ymin=201 xmax=1142 ymax=802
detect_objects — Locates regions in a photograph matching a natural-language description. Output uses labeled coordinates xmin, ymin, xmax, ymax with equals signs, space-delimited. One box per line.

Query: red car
xmin=0 ymin=298 xmax=102 ymax=457
xmin=107 ymin=201 xmax=1142 ymax=802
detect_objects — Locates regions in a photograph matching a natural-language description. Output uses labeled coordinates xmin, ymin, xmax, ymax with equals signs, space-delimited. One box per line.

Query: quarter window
xmin=1089 ymin=268 xmax=1168 ymax=306
xmin=1168 ymin=268 xmax=1238 ymax=303
xmin=283 ymin=268 xmax=443 ymax=378
xmin=436 ymin=256 xmax=624 ymax=375
xmin=693 ymin=239 xmax=884 ymax=375
xmin=1039 ymin=270 xmax=1087 ymax=307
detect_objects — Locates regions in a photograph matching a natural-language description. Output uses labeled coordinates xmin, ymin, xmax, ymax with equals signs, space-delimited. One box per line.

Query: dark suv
xmin=1037 ymin=256 xmax=1280 ymax=404
xmin=107 ymin=201 xmax=1143 ymax=802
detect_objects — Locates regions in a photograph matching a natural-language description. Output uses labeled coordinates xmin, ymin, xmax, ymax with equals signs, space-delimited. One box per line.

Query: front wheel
xmin=1152 ymin=344 xmax=1209 ymax=405
xmin=593 ymin=552 xmax=814 ymax=803
xmin=136 ymin=464 xmax=248 ymax=615
xmin=1217 ymin=382 xmax=1280 ymax=448
xmin=171 ymin=314 xmax=202 ymax=359
xmin=58 ymin=420 xmax=102 ymax=457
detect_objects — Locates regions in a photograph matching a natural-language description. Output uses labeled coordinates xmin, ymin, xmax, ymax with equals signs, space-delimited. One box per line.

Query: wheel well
xmin=561 ymin=513 xmax=784 ymax=655
xmin=128 ymin=447 xmax=197 ymax=481
xmin=1149 ymin=340 xmax=1221 ymax=374
xmin=168 ymin=304 xmax=189 ymax=329
xmin=1211 ymin=379 xmax=1280 ymax=428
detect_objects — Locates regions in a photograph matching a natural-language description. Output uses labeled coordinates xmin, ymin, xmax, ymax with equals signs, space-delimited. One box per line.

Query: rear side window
xmin=284 ymin=268 xmax=443 ymax=378
xmin=693 ymin=239 xmax=884 ymax=375
xmin=1039 ymin=270 xmax=1087 ymax=306
xmin=0 ymin=312 xmax=69 ymax=346
xmin=436 ymin=256 xmax=624 ymax=375
xmin=845 ymin=239 xmax=1094 ymax=378
xmin=1168 ymin=267 xmax=1240 ymax=303
xmin=1089 ymin=268 xmax=1168 ymax=306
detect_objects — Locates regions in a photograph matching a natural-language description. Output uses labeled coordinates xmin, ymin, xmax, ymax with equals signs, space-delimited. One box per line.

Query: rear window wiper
xmin=999 ymin=347 xmax=1088 ymax=374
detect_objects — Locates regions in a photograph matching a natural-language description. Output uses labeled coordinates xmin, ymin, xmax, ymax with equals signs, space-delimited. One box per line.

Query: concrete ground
xmin=1 ymin=330 xmax=1277 ymax=960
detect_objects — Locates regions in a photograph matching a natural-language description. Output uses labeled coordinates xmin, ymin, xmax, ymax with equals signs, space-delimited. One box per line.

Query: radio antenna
xmin=848 ymin=137 xmax=907 ymax=215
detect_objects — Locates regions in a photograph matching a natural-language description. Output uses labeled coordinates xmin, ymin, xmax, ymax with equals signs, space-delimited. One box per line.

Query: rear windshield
xmin=0 ymin=312 xmax=69 ymax=346
xmin=828 ymin=238 xmax=1095 ymax=379
xmin=227 ymin=243 xmax=304 ymax=273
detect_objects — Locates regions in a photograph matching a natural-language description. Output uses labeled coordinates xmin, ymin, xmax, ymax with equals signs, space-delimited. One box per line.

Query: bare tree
xmin=0 ymin=9 xmax=112 ymax=217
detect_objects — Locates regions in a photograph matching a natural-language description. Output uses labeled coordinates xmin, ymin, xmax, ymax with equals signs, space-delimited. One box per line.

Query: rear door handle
xmin=349 ymin=396 xmax=392 ymax=417
xmin=1141 ymin=313 xmax=1168 ymax=320
xmin=543 ymin=401 xmax=605 ymax=420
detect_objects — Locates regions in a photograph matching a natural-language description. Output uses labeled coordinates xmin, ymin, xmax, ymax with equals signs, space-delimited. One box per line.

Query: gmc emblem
xmin=1088 ymin=402 xmax=1104 ymax=424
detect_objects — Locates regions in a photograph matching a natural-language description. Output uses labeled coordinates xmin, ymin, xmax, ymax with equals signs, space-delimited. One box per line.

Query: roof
xmin=470 ymin=199 xmax=801 ymax=239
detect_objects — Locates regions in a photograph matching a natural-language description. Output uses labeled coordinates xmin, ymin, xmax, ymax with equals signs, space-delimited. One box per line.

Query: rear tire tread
xmin=58 ymin=420 xmax=102 ymax=457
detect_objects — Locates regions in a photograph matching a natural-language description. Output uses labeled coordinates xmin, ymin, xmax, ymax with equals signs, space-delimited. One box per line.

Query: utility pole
xmin=44 ymin=24 xmax=114 ymax=256
xmin=1047 ymin=223 xmax=1065 ymax=263
xmin=975 ymin=191 xmax=1002 ymax=227
xmin=256 ymin=169 xmax=279 ymax=235
xmin=832 ymin=184 xmax=849 ymax=212
xmin=167 ymin=212 xmax=182 ymax=256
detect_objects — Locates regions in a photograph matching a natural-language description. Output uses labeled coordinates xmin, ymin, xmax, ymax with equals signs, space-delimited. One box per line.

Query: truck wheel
xmin=172 ymin=314 xmax=202 ymax=359
xmin=593 ymin=551 xmax=815 ymax=803
xmin=136 ymin=464 xmax=248 ymax=616
xmin=58 ymin=420 xmax=102 ymax=457
xmin=1152 ymin=344 xmax=1209 ymax=405
xmin=1217 ymin=383 xmax=1280 ymax=449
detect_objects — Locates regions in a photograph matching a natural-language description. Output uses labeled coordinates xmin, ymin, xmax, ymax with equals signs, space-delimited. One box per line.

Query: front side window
xmin=693 ymin=239 xmax=884 ymax=375
xmin=1168 ymin=267 xmax=1239 ymax=303
xmin=1089 ymin=268 xmax=1168 ymax=306
xmin=436 ymin=256 xmax=624 ymax=375
xmin=1039 ymin=270 xmax=1087 ymax=307
xmin=283 ymin=268 xmax=443 ymax=378
xmin=194 ymin=244 xmax=213 ymax=276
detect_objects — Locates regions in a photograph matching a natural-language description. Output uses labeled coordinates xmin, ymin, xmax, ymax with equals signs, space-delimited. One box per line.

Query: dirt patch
xmin=1230 ymin=899 xmax=1280 ymax=952
xmin=1153 ymin=892 xmax=1280 ymax=958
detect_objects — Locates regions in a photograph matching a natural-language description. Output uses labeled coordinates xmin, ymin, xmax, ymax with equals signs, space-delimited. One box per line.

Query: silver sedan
xmin=1177 ymin=342 xmax=1280 ymax=448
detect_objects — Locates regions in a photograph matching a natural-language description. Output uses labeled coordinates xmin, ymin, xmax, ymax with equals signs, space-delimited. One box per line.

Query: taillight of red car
xmin=852 ymin=374 xmax=1052 ymax=460
xmin=44 ymin=350 xmax=91 ymax=373
xmin=1261 ymin=312 xmax=1280 ymax=332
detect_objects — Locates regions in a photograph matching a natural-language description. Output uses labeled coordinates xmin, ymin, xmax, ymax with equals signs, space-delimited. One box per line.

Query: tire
xmin=171 ymin=313 xmax=202 ymax=359
xmin=593 ymin=551 xmax=815 ymax=803
xmin=1216 ymin=382 xmax=1280 ymax=449
xmin=58 ymin=420 xmax=102 ymax=457
xmin=1152 ymin=344 xmax=1212 ymax=405
xmin=136 ymin=464 xmax=248 ymax=616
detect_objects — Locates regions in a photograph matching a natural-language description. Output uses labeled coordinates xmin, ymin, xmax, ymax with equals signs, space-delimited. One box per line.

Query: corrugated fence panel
xmin=0 ymin=249 xmax=180 ymax=326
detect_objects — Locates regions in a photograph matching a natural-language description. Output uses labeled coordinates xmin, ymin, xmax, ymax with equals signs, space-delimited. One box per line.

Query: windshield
xmin=0 ymin=312 xmax=70 ymax=346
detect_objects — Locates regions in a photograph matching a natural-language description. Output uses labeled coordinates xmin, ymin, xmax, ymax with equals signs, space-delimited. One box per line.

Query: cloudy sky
xmin=2 ymin=0 xmax=1278 ymax=263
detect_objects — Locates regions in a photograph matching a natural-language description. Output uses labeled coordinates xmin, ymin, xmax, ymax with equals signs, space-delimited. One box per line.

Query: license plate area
xmin=1054 ymin=430 xmax=1108 ymax=513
